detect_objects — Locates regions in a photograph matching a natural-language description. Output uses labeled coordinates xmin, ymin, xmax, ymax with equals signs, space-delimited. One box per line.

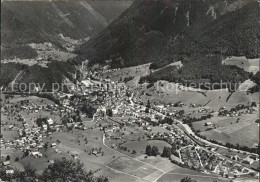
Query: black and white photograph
xmin=0 ymin=0 xmax=259 ymax=181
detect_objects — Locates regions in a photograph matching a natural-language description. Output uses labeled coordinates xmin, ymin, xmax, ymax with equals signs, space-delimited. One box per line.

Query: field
xmin=137 ymin=81 xmax=208 ymax=106
xmin=222 ymin=56 xmax=259 ymax=74
xmin=105 ymin=155 xmax=179 ymax=182
xmin=103 ymin=63 xmax=151 ymax=88
xmin=192 ymin=110 xmax=259 ymax=147
xmin=136 ymin=81 xmax=258 ymax=110
xmin=158 ymin=168 xmax=230 ymax=182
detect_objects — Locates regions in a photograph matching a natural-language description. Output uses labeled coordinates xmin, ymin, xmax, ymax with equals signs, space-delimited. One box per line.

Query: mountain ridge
xmin=1 ymin=1 xmax=132 ymax=59
xmin=77 ymin=0 xmax=255 ymax=68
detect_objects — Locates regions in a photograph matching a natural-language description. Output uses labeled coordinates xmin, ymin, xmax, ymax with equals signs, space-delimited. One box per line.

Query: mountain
xmin=77 ymin=0 xmax=259 ymax=87
xmin=77 ymin=0 xmax=255 ymax=67
xmin=1 ymin=1 xmax=132 ymax=59
xmin=0 ymin=1 xmax=132 ymax=91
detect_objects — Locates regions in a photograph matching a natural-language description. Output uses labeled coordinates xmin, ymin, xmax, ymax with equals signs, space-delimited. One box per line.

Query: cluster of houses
xmin=218 ymin=105 xmax=256 ymax=117
xmin=87 ymin=70 xmax=260 ymax=179
xmin=1 ymin=116 xmax=64 ymax=160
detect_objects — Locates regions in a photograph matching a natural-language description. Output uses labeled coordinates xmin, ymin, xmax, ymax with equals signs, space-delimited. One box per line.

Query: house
xmin=242 ymin=157 xmax=254 ymax=165
xmin=47 ymin=118 xmax=54 ymax=125
xmin=210 ymin=112 xmax=219 ymax=117
xmin=249 ymin=155 xmax=257 ymax=160
xmin=143 ymin=126 xmax=152 ymax=131
xmin=111 ymin=144 xmax=117 ymax=149
xmin=104 ymin=128 xmax=113 ymax=133
xmin=8 ymin=125 xmax=14 ymax=130
xmin=42 ymin=124 xmax=48 ymax=131
xmin=112 ymin=108 xmax=118 ymax=115
xmin=232 ymin=155 xmax=240 ymax=161
xmin=31 ymin=151 xmax=42 ymax=158
xmin=251 ymin=143 xmax=259 ymax=150
xmin=2 ymin=161 xmax=10 ymax=166
xmin=205 ymin=122 xmax=212 ymax=127
xmin=71 ymin=151 xmax=79 ymax=159
xmin=6 ymin=169 xmax=14 ymax=174
xmin=48 ymin=160 xmax=54 ymax=164
xmin=51 ymin=143 xmax=57 ymax=148
xmin=92 ymin=150 xmax=98 ymax=156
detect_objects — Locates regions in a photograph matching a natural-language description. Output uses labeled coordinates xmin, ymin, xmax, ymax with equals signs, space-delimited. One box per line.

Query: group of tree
xmin=123 ymin=76 xmax=134 ymax=82
xmin=248 ymin=71 xmax=260 ymax=93
xmin=35 ymin=117 xmax=48 ymax=127
xmin=81 ymin=103 xmax=97 ymax=118
xmin=180 ymin=177 xmax=197 ymax=182
xmin=182 ymin=114 xmax=212 ymax=124
xmin=145 ymin=145 xmax=159 ymax=156
xmin=159 ymin=117 xmax=174 ymax=125
xmin=140 ymin=55 xmax=250 ymax=92
xmin=0 ymin=158 xmax=109 ymax=182
xmin=161 ymin=147 xmax=171 ymax=158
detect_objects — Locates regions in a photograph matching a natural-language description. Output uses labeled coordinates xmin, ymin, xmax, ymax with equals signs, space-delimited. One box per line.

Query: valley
xmin=1 ymin=62 xmax=259 ymax=181
xmin=1 ymin=0 xmax=259 ymax=182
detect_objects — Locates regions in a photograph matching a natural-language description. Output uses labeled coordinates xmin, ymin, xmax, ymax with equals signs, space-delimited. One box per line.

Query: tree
xmin=145 ymin=145 xmax=152 ymax=156
xmin=161 ymin=147 xmax=171 ymax=158
xmin=151 ymin=146 xmax=159 ymax=156
xmin=0 ymin=159 xmax=109 ymax=182
xmin=81 ymin=103 xmax=97 ymax=118
xmin=24 ymin=150 xmax=30 ymax=157
xmin=146 ymin=100 xmax=151 ymax=108
xmin=180 ymin=177 xmax=197 ymax=182
xmin=160 ymin=117 xmax=173 ymax=125
xmin=36 ymin=118 xmax=47 ymax=127
xmin=41 ymin=158 xmax=109 ymax=182
xmin=145 ymin=107 xmax=149 ymax=113
xmin=44 ymin=142 xmax=49 ymax=151
xmin=106 ymin=109 xmax=113 ymax=117
xmin=251 ymin=101 xmax=257 ymax=107
xmin=6 ymin=155 xmax=10 ymax=161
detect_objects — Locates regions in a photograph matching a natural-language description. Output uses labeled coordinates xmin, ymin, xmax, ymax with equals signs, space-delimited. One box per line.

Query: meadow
xmin=192 ymin=111 xmax=259 ymax=148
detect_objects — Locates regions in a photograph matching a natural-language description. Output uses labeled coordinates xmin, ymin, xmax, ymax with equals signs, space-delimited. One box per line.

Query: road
xmin=131 ymin=98 xmax=259 ymax=171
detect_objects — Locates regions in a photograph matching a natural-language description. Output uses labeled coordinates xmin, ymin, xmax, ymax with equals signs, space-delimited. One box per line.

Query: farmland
xmin=192 ymin=110 xmax=259 ymax=148
xmin=158 ymin=168 xmax=230 ymax=182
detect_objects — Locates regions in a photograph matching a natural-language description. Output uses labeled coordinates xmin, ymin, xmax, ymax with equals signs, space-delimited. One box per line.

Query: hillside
xmin=77 ymin=0 xmax=259 ymax=87
xmin=0 ymin=1 xmax=132 ymax=91
xmin=0 ymin=61 xmax=77 ymax=91
xmin=77 ymin=0 xmax=253 ymax=67
xmin=1 ymin=1 xmax=132 ymax=59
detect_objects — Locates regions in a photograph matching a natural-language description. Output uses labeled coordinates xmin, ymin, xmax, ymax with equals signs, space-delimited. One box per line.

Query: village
xmin=1 ymin=64 xmax=259 ymax=181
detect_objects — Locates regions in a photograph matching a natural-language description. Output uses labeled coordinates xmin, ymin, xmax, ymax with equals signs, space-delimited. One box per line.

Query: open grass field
xmin=192 ymin=111 xmax=259 ymax=147
xmin=98 ymin=166 xmax=145 ymax=182
xmin=137 ymin=155 xmax=180 ymax=172
xmin=103 ymin=63 xmax=150 ymax=87
xmin=158 ymin=168 xmax=230 ymax=182
xmin=7 ymin=95 xmax=55 ymax=105
xmin=222 ymin=56 xmax=259 ymax=74
xmin=138 ymin=83 xmax=209 ymax=106
xmin=118 ymin=139 xmax=171 ymax=156
xmin=108 ymin=156 xmax=161 ymax=180
xmin=106 ymin=156 xmax=175 ymax=182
